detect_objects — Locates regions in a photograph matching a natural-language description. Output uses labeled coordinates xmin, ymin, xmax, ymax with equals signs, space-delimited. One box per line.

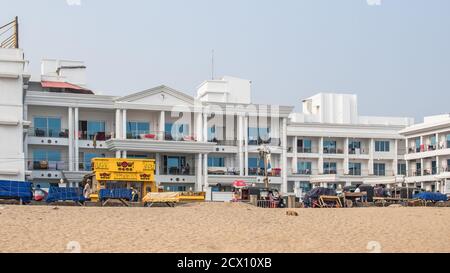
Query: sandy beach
xmin=0 ymin=202 xmax=449 ymax=253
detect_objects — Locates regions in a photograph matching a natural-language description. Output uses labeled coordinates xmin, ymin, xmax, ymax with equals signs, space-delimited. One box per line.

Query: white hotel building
xmin=1 ymin=48 xmax=450 ymax=196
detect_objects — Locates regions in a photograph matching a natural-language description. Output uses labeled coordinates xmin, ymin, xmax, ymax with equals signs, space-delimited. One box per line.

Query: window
xmin=163 ymin=155 xmax=190 ymax=175
xmin=79 ymin=120 xmax=106 ymax=140
xmin=349 ymin=140 xmax=361 ymax=154
xmin=397 ymin=163 xmax=406 ymax=175
xmin=84 ymin=153 xmax=105 ymax=171
xmin=374 ymin=163 xmax=386 ymax=176
xmin=127 ymin=154 xmax=149 ymax=159
xmin=165 ymin=185 xmax=187 ymax=192
xmin=295 ymin=181 xmax=311 ymax=195
xmin=323 ymin=140 xmax=337 ymax=153
xmin=447 ymin=134 xmax=450 ymax=149
xmin=349 ymin=162 xmax=361 ymax=176
xmin=33 ymin=117 xmax=62 ymax=137
xmin=248 ymin=127 xmax=271 ymax=145
xmin=165 ymin=123 xmax=189 ymax=140
xmin=431 ymin=136 xmax=436 ymax=146
xmin=208 ymin=157 xmax=225 ymax=167
xmin=416 ymin=162 xmax=422 ymax=176
xmin=33 ymin=150 xmax=61 ymax=170
xmin=447 ymin=159 xmax=450 ymax=172
xmin=297 ymin=161 xmax=312 ymax=174
xmin=248 ymin=157 xmax=265 ymax=175
xmin=298 ymin=139 xmax=312 ymax=153
xmin=323 ymin=162 xmax=337 ymax=174
xmin=415 ymin=138 xmax=421 ymax=152
xmin=207 ymin=126 xmax=216 ymax=142
xmin=375 ymin=141 xmax=390 ymax=152
xmin=127 ymin=121 xmax=150 ymax=139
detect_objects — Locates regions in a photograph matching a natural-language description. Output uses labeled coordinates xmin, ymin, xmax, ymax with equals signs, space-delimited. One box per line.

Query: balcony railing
xmin=161 ymin=168 xmax=195 ymax=175
xmin=208 ymin=139 xmax=239 ymax=146
xmin=323 ymin=148 xmax=344 ymax=154
xmin=408 ymin=143 xmax=449 ymax=154
xmin=248 ymin=138 xmax=281 ymax=146
xmin=297 ymin=147 xmax=314 ymax=153
xmin=248 ymin=168 xmax=282 ymax=177
xmin=30 ymin=127 xmax=69 ymax=138
xmin=349 ymin=148 xmax=368 ymax=155
xmin=207 ymin=167 xmax=240 ymax=176
xmin=79 ymin=131 xmax=113 ymax=141
xmin=28 ymin=160 xmax=67 ymax=171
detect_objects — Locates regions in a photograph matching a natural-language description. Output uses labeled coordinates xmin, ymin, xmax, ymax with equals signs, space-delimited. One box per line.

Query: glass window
xmin=297 ymin=161 xmax=312 ymax=174
xmin=298 ymin=139 xmax=312 ymax=153
xmin=84 ymin=153 xmax=104 ymax=171
xmin=165 ymin=123 xmax=189 ymax=140
xmin=208 ymin=157 xmax=225 ymax=167
xmin=349 ymin=140 xmax=361 ymax=154
xmin=323 ymin=140 xmax=337 ymax=153
xmin=165 ymin=185 xmax=187 ymax=192
xmin=127 ymin=121 xmax=150 ymax=139
xmin=349 ymin=162 xmax=361 ymax=175
xmin=323 ymin=162 xmax=337 ymax=174
xmin=397 ymin=163 xmax=406 ymax=175
xmin=374 ymin=163 xmax=386 ymax=176
xmin=34 ymin=117 xmax=62 ymax=137
xmin=208 ymin=126 xmax=216 ymax=141
xmin=431 ymin=136 xmax=436 ymax=146
xmin=248 ymin=128 xmax=259 ymax=144
xmin=248 ymin=127 xmax=270 ymax=145
xmin=87 ymin=121 xmax=105 ymax=140
xmin=447 ymin=134 xmax=450 ymax=148
xmin=33 ymin=150 xmax=61 ymax=170
xmin=375 ymin=141 xmax=390 ymax=152
xmin=163 ymin=156 xmax=188 ymax=174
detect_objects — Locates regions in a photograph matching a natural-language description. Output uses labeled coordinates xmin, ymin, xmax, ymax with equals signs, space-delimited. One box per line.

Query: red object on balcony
xmin=143 ymin=134 xmax=156 ymax=139
xmin=420 ymin=144 xmax=425 ymax=152
xmin=272 ymin=168 xmax=281 ymax=176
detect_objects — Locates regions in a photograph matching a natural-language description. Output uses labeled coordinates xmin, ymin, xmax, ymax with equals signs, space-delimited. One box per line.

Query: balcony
xmin=80 ymin=131 xmax=113 ymax=141
xmin=248 ymin=168 xmax=282 ymax=177
xmin=297 ymin=147 xmax=316 ymax=154
xmin=30 ymin=127 xmax=69 ymax=138
xmin=323 ymin=148 xmax=344 ymax=154
xmin=207 ymin=167 xmax=240 ymax=176
xmin=248 ymin=138 xmax=281 ymax=146
xmin=28 ymin=160 xmax=67 ymax=171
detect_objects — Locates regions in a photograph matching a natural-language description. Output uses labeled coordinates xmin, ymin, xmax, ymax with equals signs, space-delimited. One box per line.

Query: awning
xmin=41 ymin=81 xmax=93 ymax=94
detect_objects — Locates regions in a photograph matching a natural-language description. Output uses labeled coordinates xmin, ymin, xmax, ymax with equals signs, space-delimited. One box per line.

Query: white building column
xmin=420 ymin=158 xmax=424 ymax=176
xmin=281 ymin=118 xmax=288 ymax=194
xmin=203 ymin=153 xmax=208 ymax=190
xmin=155 ymin=153 xmax=161 ymax=175
xmin=244 ymin=116 xmax=249 ymax=176
xmin=318 ymin=137 xmax=324 ymax=174
xmin=115 ymin=151 xmax=121 ymax=158
xmin=195 ymin=112 xmax=203 ymax=142
xmin=203 ymin=113 xmax=208 ymax=142
xmin=74 ymin=107 xmax=79 ymax=171
xmin=369 ymin=138 xmax=374 ymax=175
xmin=68 ymin=107 xmax=74 ymax=171
xmin=196 ymin=153 xmax=203 ymax=191
xmin=238 ymin=115 xmax=244 ymax=175
xmin=122 ymin=109 xmax=127 ymax=140
xmin=122 ymin=150 xmax=127 ymax=158
xmin=115 ymin=109 xmax=121 ymax=139
xmin=393 ymin=139 xmax=398 ymax=175
xmin=159 ymin=111 xmax=165 ymax=140
xmin=292 ymin=136 xmax=298 ymax=174
xmin=344 ymin=138 xmax=349 ymax=175
xmin=405 ymin=138 xmax=409 ymax=176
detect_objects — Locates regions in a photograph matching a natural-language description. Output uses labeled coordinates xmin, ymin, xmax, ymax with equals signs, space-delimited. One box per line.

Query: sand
xmin=0 ymin=202 xmax=449 ymax=253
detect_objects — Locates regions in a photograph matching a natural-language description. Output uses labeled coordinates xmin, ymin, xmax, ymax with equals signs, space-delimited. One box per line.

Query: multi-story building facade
xmin=399 ymin=114 xmax=450 ymax=193
xmin=1 ymin=54 xmax=449 ymax=197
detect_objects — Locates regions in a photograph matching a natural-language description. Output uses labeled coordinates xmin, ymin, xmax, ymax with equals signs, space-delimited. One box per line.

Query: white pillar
xmin=74 ymin=107 xmax=79 ymax=171
xmin=203 ymin=153 xmax=208 ymax=190
xmin=115 ymin=109 xmax=121 ymax=139
xmin=281 ymin=118 xmax=288 ymax=194
xmin=155 ymin=153 xmax=161 ymax=175
xmin=122 ymin=150 xmax=127 ymax=158
xmin=244 ymin=116 xmax=249 ymax=176
xmin=115 ymin=151 xmax=121 ymax=158
xmin=292 ymin=136 xmax=298 ymax=174
xmin=196 ymin=153 xmax=203 ymax=191
xmin=369 ymin=138 xmax=374 ymax=175
xmin=405 ymin=138 xmax=410 ymax=176
xmin=238 ymin=115 xmax=244 ymax=175
xmin=344 ymin=138 xmax=349 ymax=175
xmin=195 ymin=112 xmax=203 ymax=142
xmin=202 ymin=113 xmax=208 ymax=143
xmin=393 ymin=139 xmax=398 ymax=175
xmin=318 ymin=137 xmax=324 ymax=174
xmin=159 ymin=111 xmax=165 ymax=140
xmin=122 ymin=109 xmax=127 ymax=140
xmin=68 ymin=107 xmax=74 ymax=171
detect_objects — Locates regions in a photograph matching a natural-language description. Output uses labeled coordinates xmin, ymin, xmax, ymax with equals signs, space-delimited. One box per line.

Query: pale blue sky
xmin=2 ymin=0 xmax=449 ymax=121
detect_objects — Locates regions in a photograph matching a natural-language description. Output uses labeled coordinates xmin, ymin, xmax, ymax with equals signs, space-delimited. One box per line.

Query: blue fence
xmin=413 ymin=192 xmax=448 ymax=202
xmin=99 ymin=188 xmax=132 ymax=201
xmin=0 ymin=180 xmax=33 ymax=203
xmin=46 ymin=187 xmax=85 ymax=203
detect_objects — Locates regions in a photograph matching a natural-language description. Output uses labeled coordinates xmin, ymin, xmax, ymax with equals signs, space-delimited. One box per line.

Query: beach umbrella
xmin=232 ymin=180 xmax=247 ymax=188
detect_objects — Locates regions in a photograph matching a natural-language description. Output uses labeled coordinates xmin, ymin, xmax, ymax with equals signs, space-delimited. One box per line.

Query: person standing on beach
xmin=83 ymin=180 xmax=92 ymax=200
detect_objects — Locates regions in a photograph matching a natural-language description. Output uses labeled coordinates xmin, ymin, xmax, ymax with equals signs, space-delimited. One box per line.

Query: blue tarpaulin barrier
xmin=413 ymin=192 xmax=448 ymax=202
xmin=99 ymin=188 xmax=132 ymax=201
xmin=0 ymin=180 xmax=33 ymax=202
xmin=46 ymin=187 xmax=85 ymax=203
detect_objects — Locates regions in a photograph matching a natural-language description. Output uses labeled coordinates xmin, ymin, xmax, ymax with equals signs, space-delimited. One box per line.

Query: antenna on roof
xmin=0 ymin=16 xmax=19 ymax=49
xmin=211 ymin=49 xmax=215 ymax=80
